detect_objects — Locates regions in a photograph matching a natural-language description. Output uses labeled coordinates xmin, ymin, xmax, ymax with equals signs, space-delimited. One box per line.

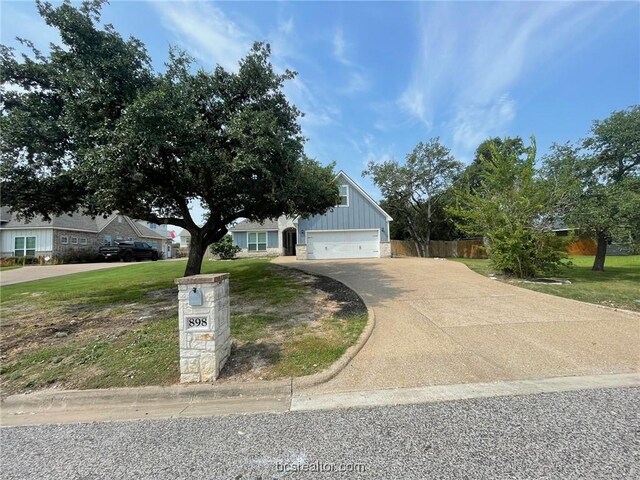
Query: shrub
xmin=209 ymin=235 xmax=241 ymax=260
xmin=488 ymin=228 xmax=570 ymax=278
xmin=54 ymin=250 xmax=102 ymax=264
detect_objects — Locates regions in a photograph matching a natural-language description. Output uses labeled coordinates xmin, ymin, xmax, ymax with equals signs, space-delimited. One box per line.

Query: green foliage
xmin=209 ymin=235 xmax=241 ymax=259
xmin=543 ymin=106 xmax=640 ymax=271
xmin=450 ymin=137 xmax=568 ymax=278
xmin=364 ymin=138 xmax=463 ymax=255
xmin=0 ymin=1 xmax=339 ymax=277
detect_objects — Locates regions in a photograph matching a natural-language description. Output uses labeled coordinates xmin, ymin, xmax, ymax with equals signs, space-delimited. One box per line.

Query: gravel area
xmin=2 ymin=387 xmax=638 ymax=479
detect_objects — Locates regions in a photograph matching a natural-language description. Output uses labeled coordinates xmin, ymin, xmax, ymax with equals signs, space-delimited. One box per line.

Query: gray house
xmin=229 ymin=171 xmax=392 ymax=260
xmin=0 ymin=207 xmax=171 ymax=260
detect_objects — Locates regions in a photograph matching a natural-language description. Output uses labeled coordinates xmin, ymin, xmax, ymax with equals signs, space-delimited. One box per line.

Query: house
xmin=0 ymin=207 xmax=171 ymax=260
xmin=136 ymin=220 xmax=175 ymax=258
xmin=229 ymin=171 xmax=393 ymax=260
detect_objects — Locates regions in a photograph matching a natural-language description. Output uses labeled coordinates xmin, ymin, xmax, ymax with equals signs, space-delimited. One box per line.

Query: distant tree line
xmin=365 ymin=106 xmax=640 ymax=277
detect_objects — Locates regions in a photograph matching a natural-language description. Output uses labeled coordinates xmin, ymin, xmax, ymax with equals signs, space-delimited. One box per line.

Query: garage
xmin=306 ymin=229 xmax=380 ymax=260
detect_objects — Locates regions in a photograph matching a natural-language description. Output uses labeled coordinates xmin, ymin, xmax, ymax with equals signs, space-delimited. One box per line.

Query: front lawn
xmin=453 ymin=255 xmax=640 ymax=311
xmin=0 ymin=259 xmax=366 ymax=395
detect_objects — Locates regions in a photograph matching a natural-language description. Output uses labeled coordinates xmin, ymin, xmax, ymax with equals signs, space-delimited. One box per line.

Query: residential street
xmin=2 ymin=387 xmax=638 ymax=480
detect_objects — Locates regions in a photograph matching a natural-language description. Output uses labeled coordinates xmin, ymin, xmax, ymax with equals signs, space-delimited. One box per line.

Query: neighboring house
xmin=136 ymin=220 xmax=175 ymax=258
xmin=229 ymin=170 xmax=393 ymax=260
xmin=0 ymin=207 xmax=170 ymax=259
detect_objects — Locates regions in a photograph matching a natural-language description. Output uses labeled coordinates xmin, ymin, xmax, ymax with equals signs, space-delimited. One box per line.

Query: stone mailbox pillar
xmin=175 ymin=274 xmax=231 ymax=383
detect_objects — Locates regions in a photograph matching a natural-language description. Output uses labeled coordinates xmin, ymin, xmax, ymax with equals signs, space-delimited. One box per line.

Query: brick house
xmin=0 ymin=207 xmax=171 ymax=260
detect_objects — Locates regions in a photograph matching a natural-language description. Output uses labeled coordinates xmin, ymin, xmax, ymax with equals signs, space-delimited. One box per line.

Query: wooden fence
xmin=391 ymin=239 xmax=487 ymax=259
xmin=392 ymin=237 xmax=599 ymax=258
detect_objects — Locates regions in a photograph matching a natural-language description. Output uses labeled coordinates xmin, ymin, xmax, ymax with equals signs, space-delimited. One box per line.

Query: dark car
xmin=98 ymin=241 xmax=159 ymax=262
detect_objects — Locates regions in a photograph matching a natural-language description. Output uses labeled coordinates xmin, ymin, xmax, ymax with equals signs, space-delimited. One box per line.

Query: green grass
xmin=453 ymin=255 xmax=640 ymax=311
xmin=0 ymin=265 xmax=22 ymax=272
xmin=0 ymin=258 xmax=367 ymax=393
xmin=0 ymin=258 xmax=301 ymax=308
xmin=272 ymin=313 xmax=368 ymax=377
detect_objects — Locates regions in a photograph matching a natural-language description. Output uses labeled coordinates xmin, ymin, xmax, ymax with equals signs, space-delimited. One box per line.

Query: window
xmin=103 ymin=235 xmax=112 ymax=245
xmin=338 ymin=185 xmax=349 ymax=207
xmin=248 ymin=232 xmax=267 ymax=251
xmin=184 ymin=237 xmax=190 ymax=245
xmin=14 ymin=236 xmax=36 ymax=257
xmin=80 ymin=237 xmax=88 ymax=245
xmin=71 ymin=237 xmax=78 ymax=245
xmin=148 ymin=223 xmax=157 ymax=229
xmin=60 ymin=236 xmax=69 ymax=245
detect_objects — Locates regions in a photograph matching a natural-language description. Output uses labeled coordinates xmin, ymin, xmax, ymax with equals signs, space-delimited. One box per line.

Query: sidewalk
xmin=0 ymin=262 xmax=134 ymax=286
xmin=2 ymin=373 xmax=638 ymax=427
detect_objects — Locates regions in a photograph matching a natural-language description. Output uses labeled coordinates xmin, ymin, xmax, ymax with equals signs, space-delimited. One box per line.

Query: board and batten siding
xmin=297 ymin=173 xmax=389 ymax=244
xmin=232 ymin=231 xmax=279 ymax=249
xmin=0 ymin=228 xmax=53 ymax=255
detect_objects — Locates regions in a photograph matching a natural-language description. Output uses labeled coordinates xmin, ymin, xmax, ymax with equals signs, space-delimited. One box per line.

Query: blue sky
xmin=2 ymin=1 xmax=639 ymax=227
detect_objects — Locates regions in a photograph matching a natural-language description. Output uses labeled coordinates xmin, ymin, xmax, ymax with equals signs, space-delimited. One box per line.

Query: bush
xmin=54 ymin=250 xmax=102 ymax=264
xmin=209 ymin=235 xmax=241 ymax=259
xmin=488 ymin=228 xmax=570 ymax=278
xmin=1 ymin=256 xmax=47 ymax=266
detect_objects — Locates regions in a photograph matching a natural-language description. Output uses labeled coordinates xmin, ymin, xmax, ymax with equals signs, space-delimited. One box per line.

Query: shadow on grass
xmin=218 ymin=342 xmax=281 ymax=379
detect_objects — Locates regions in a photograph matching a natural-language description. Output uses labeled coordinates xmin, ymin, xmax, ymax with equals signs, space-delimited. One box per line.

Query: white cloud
xmin=398 ymin=1 xmax=611 ymax=155
xmin=331 ymin=26 xmax=370 ymax=95
xmin=452 ymin=94 xmax=516 ymax=153
xmin=333 ymin=28 xmax=348 ymax=65
xmin=153 ymin=1 xmax=252 ymax=71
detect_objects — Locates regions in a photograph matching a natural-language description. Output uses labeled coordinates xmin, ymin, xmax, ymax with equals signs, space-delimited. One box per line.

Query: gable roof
xmin=228 ymin=218 xmax=280 ymax=232
xmin=335 ymin=170 xmax=392 ymax=221
xmin=292 ymin=170 xmax=393 ymax=224
xmin=0 ymin=207 xmax=166 ymax=240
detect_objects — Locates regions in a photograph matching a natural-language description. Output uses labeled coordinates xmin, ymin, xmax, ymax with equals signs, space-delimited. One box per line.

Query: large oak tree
xmin=1 ymin=1 xmax=339 ymax=276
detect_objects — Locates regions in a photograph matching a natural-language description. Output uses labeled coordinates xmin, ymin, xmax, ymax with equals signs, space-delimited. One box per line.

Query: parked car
xmin=98 ymin=241 xmax=159 ymax=262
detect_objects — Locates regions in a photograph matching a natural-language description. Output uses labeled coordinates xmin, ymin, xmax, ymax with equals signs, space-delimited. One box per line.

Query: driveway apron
xmin=273 ymin=257 xmax=640 ymax=394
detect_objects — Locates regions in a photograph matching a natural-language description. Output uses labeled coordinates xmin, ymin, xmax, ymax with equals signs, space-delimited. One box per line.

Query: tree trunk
xmin=425 ymin=198 xmax=431 ymax=258
xmin=592 ymin=230 xmax=608 ymax=272
xmin=184 ymin=233 xmax=207 ymax=277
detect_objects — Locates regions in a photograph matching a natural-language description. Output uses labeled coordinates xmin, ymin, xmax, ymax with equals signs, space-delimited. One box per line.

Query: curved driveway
xmin=274 ymin=257 xmax=640 ymax=394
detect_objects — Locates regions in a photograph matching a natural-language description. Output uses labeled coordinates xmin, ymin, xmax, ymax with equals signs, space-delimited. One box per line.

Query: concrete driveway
xmin=274 ymin=257 xmax=640 ymax=393
xmin=0 ymin=262 xmax=134 ymax=286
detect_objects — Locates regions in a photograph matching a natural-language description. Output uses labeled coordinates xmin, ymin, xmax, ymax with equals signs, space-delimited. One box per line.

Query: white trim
xmin=338 ymin=184 xmax=349 ymax=207
xmin=247 ymin=231 xmax=268 ymax=252
xmin=0 ymin=226 xmax=98 ymax=233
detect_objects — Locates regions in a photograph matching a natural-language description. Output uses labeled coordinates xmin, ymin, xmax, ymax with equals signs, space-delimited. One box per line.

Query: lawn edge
xmin=450 ymin=259 xmax=640 ymax=317
xmin=292 ymin=304 xmax=375 ymax=390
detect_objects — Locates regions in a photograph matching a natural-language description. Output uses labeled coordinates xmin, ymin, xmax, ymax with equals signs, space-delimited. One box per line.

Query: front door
xmin=283 ymin=228 xmax=296 ymax=256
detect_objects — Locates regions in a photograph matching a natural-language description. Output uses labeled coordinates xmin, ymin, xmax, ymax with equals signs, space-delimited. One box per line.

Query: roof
xmin=0 ymin=207 xmax=166 ymax=240
xmin=336 ymin=170 xmax=393 ymax=221
xmin=228 ymin=218 xmax=280 ymax=232
xmin=292 ymin=170 xmax=393 ymax=223
xmin=178 ymin=229 xmax=191 ymax=237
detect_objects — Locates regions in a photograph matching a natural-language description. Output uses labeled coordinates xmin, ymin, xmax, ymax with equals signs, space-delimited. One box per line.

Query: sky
xmin=2 ymin=0 xmax=639 ymax=228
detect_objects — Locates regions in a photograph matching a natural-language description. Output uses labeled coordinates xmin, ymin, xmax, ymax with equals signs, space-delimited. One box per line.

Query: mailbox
xmin=188 ymin=287 xmax=203 ymax=306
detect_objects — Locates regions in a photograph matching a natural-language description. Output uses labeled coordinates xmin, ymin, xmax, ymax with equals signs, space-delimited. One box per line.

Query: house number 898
xmin=188 ymin=317 xmax=207 ymax=328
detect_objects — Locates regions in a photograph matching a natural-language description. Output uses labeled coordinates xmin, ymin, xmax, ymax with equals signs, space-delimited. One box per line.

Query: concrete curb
xmin=1 ymin=379 xmax=292 ymax=411
xmin=291 ymin=373 xmax=640 ymax=412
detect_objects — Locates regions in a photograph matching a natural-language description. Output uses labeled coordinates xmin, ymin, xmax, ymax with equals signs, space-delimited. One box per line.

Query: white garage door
xmin=306 ymin=230 xmax=380 ymax=260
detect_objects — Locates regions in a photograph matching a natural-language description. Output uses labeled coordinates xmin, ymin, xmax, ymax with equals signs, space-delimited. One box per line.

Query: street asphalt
xmin=2 ymin=387 xmax=638 ymax=479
